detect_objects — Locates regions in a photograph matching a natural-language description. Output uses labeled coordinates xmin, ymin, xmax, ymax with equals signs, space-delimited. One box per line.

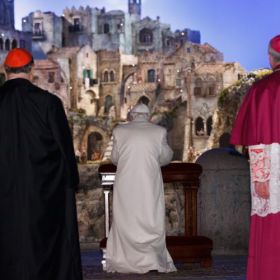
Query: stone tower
xmin=128 ymin=0 xmax=141 ymax=17
xmin=0 ymin=0 xmax=14 ymax=29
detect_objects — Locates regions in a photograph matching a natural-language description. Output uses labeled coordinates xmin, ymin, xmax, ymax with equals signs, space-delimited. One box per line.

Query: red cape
xmin=230 ymin=66 xmax=280 ymax=146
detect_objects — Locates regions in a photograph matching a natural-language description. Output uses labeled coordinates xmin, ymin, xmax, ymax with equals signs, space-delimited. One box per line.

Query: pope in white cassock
xmin=105 ymin=103 xmax=177 ymax=273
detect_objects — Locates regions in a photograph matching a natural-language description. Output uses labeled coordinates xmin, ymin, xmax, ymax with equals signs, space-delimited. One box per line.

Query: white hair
xmin=130 ymin=103 xmax=150 ymax=121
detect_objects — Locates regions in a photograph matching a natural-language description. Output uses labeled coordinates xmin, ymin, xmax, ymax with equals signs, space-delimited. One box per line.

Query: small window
xmin=11 ymin=39 xmax=17 ymax=49
xmin=5 ymin=39 xmax=10 ymax=51
xmin=83 ymin=69 xmax=92 ymax=79
xmin=139 ymin=28 xmax=153 ymax=45
xmin=194 ymin=87 xmax=202 ymax=96
xmin=207 ymin=116 xmax=213 ymax=136
xmin=34 ymin=22 xmax=42 ymax=35
xmin=137 ymin=96 xmax=150 ymax=105
xmin=176 ymin=78 xmax=182 ymax=87
xmin=0 ymin=38 xmax=3 ymax=50
xmin=208 ymin=87 xmax=215 ymax=96
xmin=194 ymin=78 xmax=203 ymax=96
xmin=48 ymin=72 xmax=55 ymax=83
xmin=104 ymin=23 xmax=110 ymax=34
xmin=176 ymin=71 xmax=182 ymax=87
xmin=195 ymin=117 xmax=204 ymax=136
xmin=74 ymin=18 xmax=80 ymax=27
xmin=103 ymin=71 xmax=109 ymax=82
xmin=109 ymin=70 xmax=115 ymax=82
xmin=147 ymin=69 xmax=155 ymax=83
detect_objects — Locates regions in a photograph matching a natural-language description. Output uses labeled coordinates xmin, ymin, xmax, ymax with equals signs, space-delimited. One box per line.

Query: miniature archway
xmin=5 ymin=38 xmax=10 ymax=51
xmin=11 ymin=39 xmax=17 ymax=49
xmin=195 ymin=117 xmax=204 ymax=136
xmin=206 ymin=116 xmax=213 ymax=136
xmin=109 ymin=70 xmax=115 ymax=82
xmin=87 ymin=132 xmax=103 ymax=161
xmin=137 ymin=95 xmax=150 ymax=105
xmin=103 ymin=70 xmax=109 ymax=82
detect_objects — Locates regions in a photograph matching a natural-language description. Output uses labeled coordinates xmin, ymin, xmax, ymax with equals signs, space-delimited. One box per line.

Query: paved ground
xmin=81 ymin=249 xmax=247 ymax=280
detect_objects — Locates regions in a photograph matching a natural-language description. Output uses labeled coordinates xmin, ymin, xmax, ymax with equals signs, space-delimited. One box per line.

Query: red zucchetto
xmin=4 ymin=48 xmax=33 ymax=68
xmin=269 ymin=35 xmax=280 ymax=55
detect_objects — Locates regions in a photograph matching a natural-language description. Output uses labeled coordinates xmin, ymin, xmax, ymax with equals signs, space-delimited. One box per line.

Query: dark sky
xmin=15 ymin=0 xmax=280 ymax=71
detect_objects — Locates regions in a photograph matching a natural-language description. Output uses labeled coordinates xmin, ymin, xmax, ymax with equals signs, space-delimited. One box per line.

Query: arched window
xmin=109 ymin=70 xmax=115 ymax=82
xmin=103 ymin=71 xmax=109 ymax=82
xmin=176 ymin=71 xmax=182 ymax=87
xmin=207 ymin=86 xmax=215 ymax=96
xmin=139 ymin=28 xmax=153 ymax=44
xmin=147 ymin=69 xmax=155 ymax=83
xmin=206 ymin=116 xmax=213 ymax=136
xmin=0 ymin=38 xmax=3 ymax=50
xmin=137 ymin=95 xmax=150 ymax=105
xmin=87 ymin=132 xmax=103 ymax=161
xmin=194 ymin=78 xmax=203 ymax=96
xmin=206 ymin=77 xmax=216 ymax=96
xmin=34 ymin=22 xmax=42 ymax=35
xmin=104 ymin=95 xmax=113 ymax=114
xmin=195 ymin=117 xmax=204 ymax=136
xmin=11 ymin=39 xmax=17 ymax=49
xmin=5 ymin=39 xmax=10 ymax=51
xmin=73 ymin=18 xmax=80 ymax=31
xmin=104 ymin=23 xmax=110 ymax=34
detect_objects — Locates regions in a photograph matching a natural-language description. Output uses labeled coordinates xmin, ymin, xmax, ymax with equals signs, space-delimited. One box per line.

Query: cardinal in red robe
xmin=231 ymin=35 xmax=280 ymax=280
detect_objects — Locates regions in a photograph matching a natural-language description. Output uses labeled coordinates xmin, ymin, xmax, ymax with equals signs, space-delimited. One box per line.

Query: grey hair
xmin=130 ymin=111 xmax=150 ymax=121
xmin=4 ymin=60 xmax=34 ymax=74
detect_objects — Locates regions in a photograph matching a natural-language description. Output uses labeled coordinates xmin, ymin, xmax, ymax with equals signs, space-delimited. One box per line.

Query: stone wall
xmin=196 ymin=148 xmax=250 ymax=254
xmin=76 ymin=164 xmax=105 ymax=243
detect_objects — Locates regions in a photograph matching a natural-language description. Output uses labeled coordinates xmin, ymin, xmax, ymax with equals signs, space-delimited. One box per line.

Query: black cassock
xmin=0 ymin=78 xmax=83 ymax=280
